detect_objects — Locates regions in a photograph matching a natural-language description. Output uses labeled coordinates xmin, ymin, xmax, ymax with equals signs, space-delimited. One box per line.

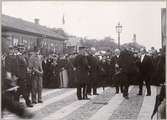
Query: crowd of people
xmin=72 ymin=47 xmax=165 ymax=100
xmin=1 ymin=43 xmax=166 ymax=119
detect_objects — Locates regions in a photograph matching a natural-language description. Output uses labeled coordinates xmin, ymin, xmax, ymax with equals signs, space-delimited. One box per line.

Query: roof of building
xmin=2 ymin=14 xmax=67 ymax=40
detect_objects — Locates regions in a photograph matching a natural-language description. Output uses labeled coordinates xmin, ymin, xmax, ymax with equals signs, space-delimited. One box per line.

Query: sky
xmin=2 ymin=1 xmax=166 ymax=50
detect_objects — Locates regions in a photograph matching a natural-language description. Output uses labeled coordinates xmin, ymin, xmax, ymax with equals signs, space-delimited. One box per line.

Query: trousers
xmin=31 ymin=75 xmax=43 ymax=102
xmin=15 ymin=78 xmax=31 ymax=105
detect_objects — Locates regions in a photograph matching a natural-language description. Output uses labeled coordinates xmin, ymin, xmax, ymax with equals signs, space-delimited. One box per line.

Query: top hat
xmin=79 ymin=46 xmax=86 ymax=50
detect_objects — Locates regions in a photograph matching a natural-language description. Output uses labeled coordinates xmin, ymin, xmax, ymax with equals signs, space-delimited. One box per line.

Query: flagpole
xmin=62 ymin=14 xmax=65 ymax=31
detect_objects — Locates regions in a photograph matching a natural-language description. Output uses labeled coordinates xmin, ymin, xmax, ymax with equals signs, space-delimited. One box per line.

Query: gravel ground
xmin=109 ymin=86 xmax=146 ymax=119
xmin=62 ymin=87 xmax=116 ymax=120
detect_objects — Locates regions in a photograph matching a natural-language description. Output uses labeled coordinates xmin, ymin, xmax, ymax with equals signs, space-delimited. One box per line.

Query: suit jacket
xmin=87 ymin=54 xmax=100 ymax=84
xmin=73 ymin=54 xmax=89 ymax=84
xmin=111 ymin=55 xmax=120 ymax=74
xmin=140 ymin=55 xmax=154 ymax=76
xmin=42 ymin=60 xmax=47 ymax=73
xmin=17 ymin=55 xmax=28 ymax=79
xmin=87 ymin=55 xmax=99 ymax=74
xmin=155 ymin=54 xmax=165 ymax=84
xmin=5 ymin=55 xmax=18 ymax=76
xmin=118 ymin=50 xmax=134 ymax=74
xmin=29 ymin=54 xmax=43 ymax=76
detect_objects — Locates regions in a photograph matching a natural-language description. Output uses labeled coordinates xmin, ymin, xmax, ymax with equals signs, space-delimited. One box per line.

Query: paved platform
xmin=2 ymin=85 xmax=159 ymax=120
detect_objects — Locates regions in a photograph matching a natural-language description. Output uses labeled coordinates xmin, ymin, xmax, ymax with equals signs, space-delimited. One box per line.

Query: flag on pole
xmin=62 ymin=14 xmax=65 ymax=25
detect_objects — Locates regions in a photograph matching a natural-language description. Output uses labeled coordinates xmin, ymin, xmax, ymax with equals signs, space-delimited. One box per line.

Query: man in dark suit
xmin=42 ymin=56 xmax=48 ymax=88
xmin=138 ymin=49 xmax=154 ymax=96
xmin=155 ymin=48 xmax=165 ymax=85
xmin=151 ymin=48 xmax=166 ymax=119
xmin=73 ymin=47 xmax=89 ymax=100
xmin=151 ymin=48 xmax=165 ymax=85
xmin=46 ymin=57 xmax=55 ymax=88
xmin=87 ymin=50 xmax=99 ymax=95
xmin=15 ymin=44 xmax=33 ymax=107
xmin=102 ymin=57 xmax=113 ymax=87
xmin=66 ymin=54 xmax=76 ymax=88
xmin=117 ymin=49 xmax=134 ymax=99
xmin=112 ymin=49 xmax=123 ymax=94
xmin=98 ymin=56 xmax=107 ymax=90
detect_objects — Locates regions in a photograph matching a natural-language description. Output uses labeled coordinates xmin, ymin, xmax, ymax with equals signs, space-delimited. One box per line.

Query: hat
xmin=114 ymin=49 xmax=120 ymax=53
xmin=90 ymin=47 xmax=96 ymax=51
xmin=79 ymin=46 xmax=86 ymax=50
xmin=8 ymin=45 xmax=13 ymax=49
xmin=140 ymin=48 xmax=145 ymax=52
xmin=33 ymin=46 xmax=40 ymax=52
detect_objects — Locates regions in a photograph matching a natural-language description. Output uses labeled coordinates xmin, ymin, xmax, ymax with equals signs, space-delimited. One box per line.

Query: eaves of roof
xmin=2 ymin=14 xmax=67 ymax=41
xmin=2 ymin=25 xmax=66 ymax=41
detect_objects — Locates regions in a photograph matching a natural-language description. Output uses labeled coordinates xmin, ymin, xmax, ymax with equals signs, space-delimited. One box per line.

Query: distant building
xmin=2 ymin=14 xmax=67 ymax=54
xmin=122 ymin=42 xmax=145 ymax=51
xmin=104 ymin=36 xmax=114 ymax=43
xmin=65 ymin=35 xmax=82 ymax=53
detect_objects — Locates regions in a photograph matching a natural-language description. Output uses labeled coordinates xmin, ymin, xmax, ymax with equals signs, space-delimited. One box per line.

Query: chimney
xmin=34 ymin=18 xmax=39 ymax=25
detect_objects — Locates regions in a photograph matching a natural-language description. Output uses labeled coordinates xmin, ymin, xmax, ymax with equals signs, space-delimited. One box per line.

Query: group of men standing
xmin=72 ymin=47 xmax=99 ymax=99
xmin=73 ymin=46 xmax=165 ymax=100
xmin=2 ymin=44 xmax=43 ymax=117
